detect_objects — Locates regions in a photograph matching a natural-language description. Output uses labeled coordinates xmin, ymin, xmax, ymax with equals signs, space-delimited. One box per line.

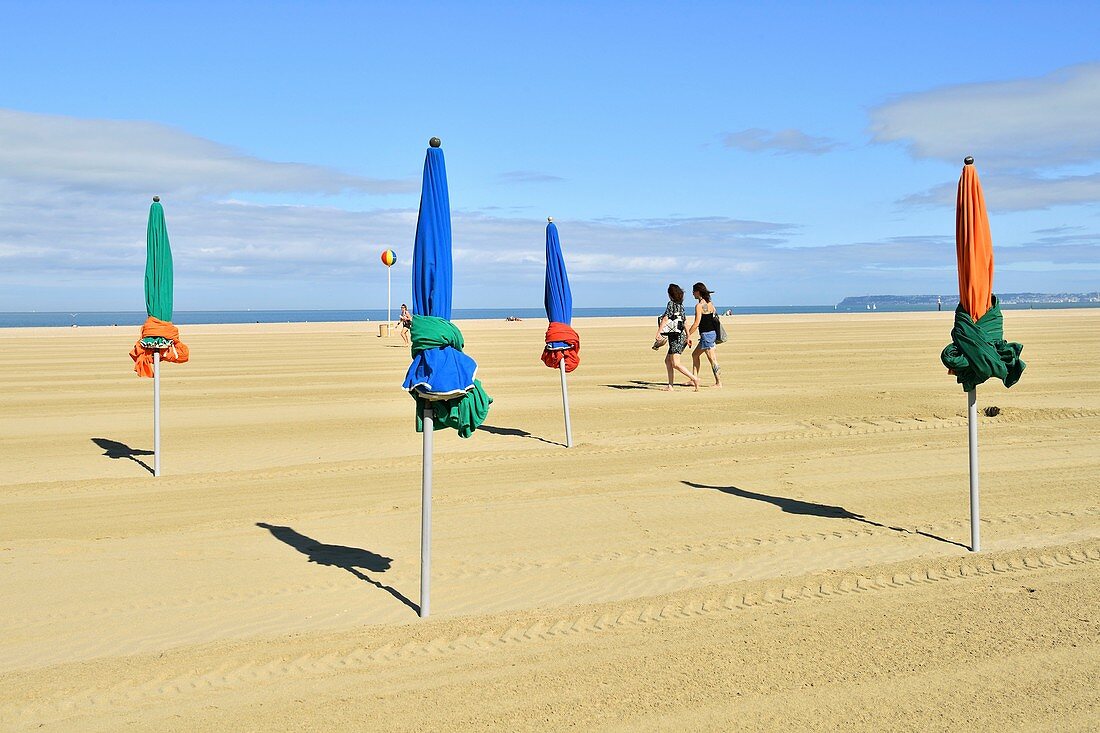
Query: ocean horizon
xmin=3 ymin=301 xmax=1100 ymax=328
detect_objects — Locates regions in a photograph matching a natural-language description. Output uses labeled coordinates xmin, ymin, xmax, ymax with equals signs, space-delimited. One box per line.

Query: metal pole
xmin=967 ymin=388 xmax=979 ymax=552
xmin=387 ymin=267 xmax=392 ymax=331
xmin=153 ymin=350 xmax=161 ymax=477
xmin=420 ymin=403 xmax=433 ymax=617
xmin=559 ymin=359 xmax=573 ymax=448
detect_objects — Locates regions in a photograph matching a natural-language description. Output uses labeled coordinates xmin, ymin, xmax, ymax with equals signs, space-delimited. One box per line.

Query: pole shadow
xmin=255 ymin=522 xmax=419 ymax=615
xmin=91 ymin=437 xmax=155 ymax=475
xmin=477 ymin=424 xmax=563 ymax=447
xmin=683 ymin=481 xmax=968 ymax=550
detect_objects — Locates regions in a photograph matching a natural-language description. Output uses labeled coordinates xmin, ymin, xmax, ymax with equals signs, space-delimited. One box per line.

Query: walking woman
xmin=685 ymin=282 xmax=722 ymax=387
xmin=655 ymin=283 xmax=699 ymax=392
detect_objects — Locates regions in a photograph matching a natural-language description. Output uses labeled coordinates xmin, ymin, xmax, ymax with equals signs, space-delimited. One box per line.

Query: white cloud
xmin=871 ymin=63 xmax=1100 ymax=212
xmin=2 ymin=106 xmax=1096 ymax=310
xmin=0 ymin=108 xmax=415 ymax=196
xmin=496 ymin=170 xmax=565 ymax=184
xmin=870 ymin=62 xmax=1100 ymax=168
xmin=901 ymin=171 xmax=1100 ymax=211
xmin=722 ymin=128 xmax=841 ymax=156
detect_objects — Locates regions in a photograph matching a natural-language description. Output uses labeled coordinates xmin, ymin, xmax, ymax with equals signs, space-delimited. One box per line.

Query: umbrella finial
xmin=429 ymin=137 xmax=441 ymax=148
xmin=964 ymin=156 xmax=974 ymax=166
xmin=547 ymin=217 xmax=553 ymax=223
xmin=152 ymin=195 xmax=160 ymax=202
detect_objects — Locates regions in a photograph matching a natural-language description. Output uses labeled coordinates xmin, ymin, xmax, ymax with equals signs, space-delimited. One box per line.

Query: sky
xmin=1 ymin=0 xmax=1098 ymax=311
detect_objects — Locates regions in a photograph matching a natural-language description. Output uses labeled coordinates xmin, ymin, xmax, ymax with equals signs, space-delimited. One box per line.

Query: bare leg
xmin=671 ymin=354 xmax=699 ymax=391
xmin=664 ymin=353 xmax=675 ymax=391
xmin=691 ymin=345 xmax=703 ymax=378
xmin=704 ymin=348 xmax=721 ymax=387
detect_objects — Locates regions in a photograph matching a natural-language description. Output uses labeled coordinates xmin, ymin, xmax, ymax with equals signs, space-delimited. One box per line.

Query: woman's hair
xmin=667 ymin=283 xmax=684 ymax=304
xmin=692 ymin=282 xmax=712 ymax=302
xmin=401 ymin=303 xmax=408 ymax=309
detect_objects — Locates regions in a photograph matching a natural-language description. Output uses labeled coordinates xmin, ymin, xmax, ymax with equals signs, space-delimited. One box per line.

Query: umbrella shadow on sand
xmin=255 ymin=523 xmax=419 ymax=614
xmin=682 ymin=481 xmax=967 ymax=549
xmin=91 ymin=437 xmax=155 ymax=475
xmin=477 ymin=424 xmax=563 ymax=446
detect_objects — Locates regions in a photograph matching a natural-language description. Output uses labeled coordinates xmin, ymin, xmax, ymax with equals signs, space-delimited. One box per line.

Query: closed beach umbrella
xmin=541 ymin=218 xmax=579 ymax=447
xmin=128 ymin=196 xmax=189 ymax=477
xmin=939 ymin=157 xmax=1025 ymax=551
xmin=401 ymin=138 xmax=492 ymax=617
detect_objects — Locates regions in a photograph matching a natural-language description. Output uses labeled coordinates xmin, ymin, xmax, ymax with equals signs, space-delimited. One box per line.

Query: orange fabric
xmin=541 ymin=322 xmax=580 ymax=373
xmin=129 ymin=317 xmax=189 ymax=378
xmin=956 ymin=163 xmax=994 ymax=322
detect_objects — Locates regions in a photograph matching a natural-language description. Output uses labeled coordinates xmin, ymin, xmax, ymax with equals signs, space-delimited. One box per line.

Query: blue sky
xmin=1 ymin=0 xmax=1098 ymax=311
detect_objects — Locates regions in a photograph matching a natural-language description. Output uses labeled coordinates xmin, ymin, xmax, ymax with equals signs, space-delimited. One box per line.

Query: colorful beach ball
xmin=380 ymin=249 xmax=397 ymax=267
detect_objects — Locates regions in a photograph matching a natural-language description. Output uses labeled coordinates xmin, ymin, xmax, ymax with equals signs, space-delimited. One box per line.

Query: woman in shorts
xmin=685 ymin=282 xmax=721 ymax=388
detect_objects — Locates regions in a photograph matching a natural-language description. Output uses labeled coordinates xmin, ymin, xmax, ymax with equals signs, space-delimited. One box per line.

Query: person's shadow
xmin=255 ymin=523 xmax=419 ymax=614
xmin=91 ymin=437 xmax=154 ymax=475
xmin=683 ymin=481 xmax=967 ymax=549
xmin=604 ymin=380 xmax=669 ymax=390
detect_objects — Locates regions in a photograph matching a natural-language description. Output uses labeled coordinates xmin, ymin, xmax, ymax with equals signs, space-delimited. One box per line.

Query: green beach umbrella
xmin=129 ymin=196 xmax=189 ymax=476
xmin=145 ymin=196 xmax=174 ymax=324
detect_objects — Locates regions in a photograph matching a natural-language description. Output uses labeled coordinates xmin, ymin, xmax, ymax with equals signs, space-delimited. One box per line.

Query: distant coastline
xmin=838 ymin=292 xmax=1100 ymax=310
xmin=4 ymin=298 xmax=1100 ymax=329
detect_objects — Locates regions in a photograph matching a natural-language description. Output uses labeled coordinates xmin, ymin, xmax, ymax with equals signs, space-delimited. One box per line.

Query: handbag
xmin=714 ymin=315 xmax=728 ymax=344
xmin=658 ymin=312 xmax=684 ymax=336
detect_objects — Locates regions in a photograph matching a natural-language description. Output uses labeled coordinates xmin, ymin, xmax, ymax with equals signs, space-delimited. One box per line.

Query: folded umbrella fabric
xmin=541 ymin=322 xmax=580 ymax=373
xmin=940 ymin=296 xmax=1025 ymax=392
xmin=403 ymin=315 xmax=492 ymax=438
xmin=129 ymin=316 xmax=189 ymax=378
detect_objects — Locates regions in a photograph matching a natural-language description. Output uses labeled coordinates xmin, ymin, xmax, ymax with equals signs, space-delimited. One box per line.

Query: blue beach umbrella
xmin=544 ymin=219 xmax=572 ymax=327
xmin=541 ymin=218 xmax=579 ymax=447
xmin=400 ymin=137 xmax=492 ymax=618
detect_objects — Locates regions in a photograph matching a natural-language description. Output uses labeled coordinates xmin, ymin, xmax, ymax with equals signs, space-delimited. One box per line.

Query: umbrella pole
xmin=420 ymin=403 xmax=433 ymax=617
xmin=153 ymin=351 xmax=161 ymax=477
xmin=967 ymin=388 xmax=979 ymax=552
xmin=559 ymin=359 xmax=573 ymax=448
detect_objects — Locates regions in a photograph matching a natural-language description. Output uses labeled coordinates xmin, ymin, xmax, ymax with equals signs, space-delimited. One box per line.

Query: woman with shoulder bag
xmin=654 ymin=283 xmax=699 ymax=392
xmin=685 ymin=282 xmax=722 ymax=388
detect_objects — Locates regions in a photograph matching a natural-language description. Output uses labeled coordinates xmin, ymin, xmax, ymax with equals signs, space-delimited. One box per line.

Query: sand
xmin=1 ymin=310 xmax=1097 ymax=731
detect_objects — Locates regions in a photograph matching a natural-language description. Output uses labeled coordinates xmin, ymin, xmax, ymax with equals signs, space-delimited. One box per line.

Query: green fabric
xmin=145 ymin=201 xmax=174 ymax=321
xmin=410 ymin=315 xmax=493 ymax=439
xmin=940 ymin=295 xmax=1025 ymax=392
xmin=411 ymin=315 xmax=464 ymax=354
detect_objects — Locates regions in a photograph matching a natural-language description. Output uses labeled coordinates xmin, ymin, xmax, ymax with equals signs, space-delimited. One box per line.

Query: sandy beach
xmin=1 ymin=310 xmax=1097 ymax=731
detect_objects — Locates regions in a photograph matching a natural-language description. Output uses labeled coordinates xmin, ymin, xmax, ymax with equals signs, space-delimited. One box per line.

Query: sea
xmin=2 ymin=302 xmax=1098 ymax=328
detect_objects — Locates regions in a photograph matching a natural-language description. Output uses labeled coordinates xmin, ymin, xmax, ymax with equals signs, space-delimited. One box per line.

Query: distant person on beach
xmin=655 ymin=283 xmax=699 ymax=392
xmin=685 ymin=282 xmax=721 ymax=388
xmin=397 ymin=304 xmax=412 ymax=346
xmin=506 ymin=315 xmax=523 ymax=322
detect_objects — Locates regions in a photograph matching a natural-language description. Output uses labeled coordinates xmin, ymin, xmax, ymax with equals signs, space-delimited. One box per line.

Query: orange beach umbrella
xmin=941 ymin=156 xmax=1025 ymax=553
xmin=955 ymin=156 xmax=993 ymax=322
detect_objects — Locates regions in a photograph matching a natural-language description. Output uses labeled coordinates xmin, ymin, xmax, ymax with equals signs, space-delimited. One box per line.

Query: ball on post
xmin=380 ymin=249 xmax=397 ymax=267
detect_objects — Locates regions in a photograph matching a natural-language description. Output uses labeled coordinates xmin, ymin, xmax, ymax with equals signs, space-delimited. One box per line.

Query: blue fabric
xmin=698 ymin=331 xmax=717 ymax=350
xmin=411 ymin=147 xmax=452 ymax=321
xmin=402 ymin=315 xmax=479 ymax=398
xmin=544 ymin=222 xmax=572 ymax=326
